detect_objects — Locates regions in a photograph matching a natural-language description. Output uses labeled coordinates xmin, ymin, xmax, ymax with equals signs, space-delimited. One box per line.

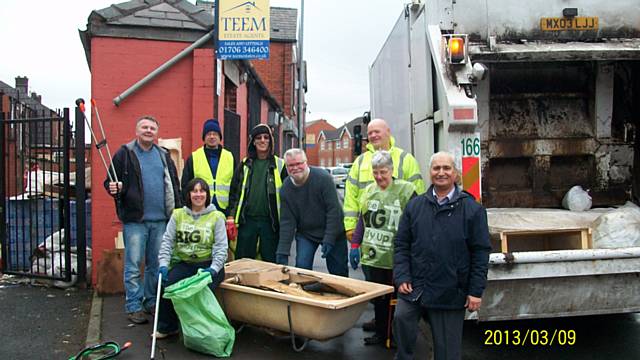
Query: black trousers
xmin=157 ymin=261 xmax=225 ymax=333
xmin=393 ymin=297 xmax=465 ymax=360
xmin=365 ymin=265 xmax=395 ymax=338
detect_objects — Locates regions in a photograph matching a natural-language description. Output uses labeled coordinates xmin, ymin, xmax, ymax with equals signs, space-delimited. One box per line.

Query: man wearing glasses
xmin=275 ymin=148 xmax=348 ymax=276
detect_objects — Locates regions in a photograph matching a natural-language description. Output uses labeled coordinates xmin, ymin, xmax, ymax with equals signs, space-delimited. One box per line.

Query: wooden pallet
xmin=498 ymin=228 xmax=592 ymax=253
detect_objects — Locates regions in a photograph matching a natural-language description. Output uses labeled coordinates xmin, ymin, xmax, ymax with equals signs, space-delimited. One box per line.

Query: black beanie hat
xmin=250 ymin=123 xmax=271 ymax=139
xmin=202 ymin=119 xmax=222 ymax=140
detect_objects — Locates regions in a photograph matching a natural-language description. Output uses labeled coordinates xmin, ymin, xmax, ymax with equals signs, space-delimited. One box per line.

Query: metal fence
xmin=0 ymin=107 xmax=87 ymax=285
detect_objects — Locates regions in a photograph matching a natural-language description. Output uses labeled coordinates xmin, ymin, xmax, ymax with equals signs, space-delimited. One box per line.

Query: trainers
xmin=127 ymin=311 xmax=148 ymax=324
xmin=362 ymin=318 xmax=376 ymax=332
xmin=153 ymin=330 xmax=179 ymax=339
xmin=364 ymin=334 xmax=385 ymax=346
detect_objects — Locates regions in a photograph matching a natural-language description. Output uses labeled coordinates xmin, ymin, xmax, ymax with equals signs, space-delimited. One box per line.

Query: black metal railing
xmin=1 ymin=106 xmax=87 ymax=285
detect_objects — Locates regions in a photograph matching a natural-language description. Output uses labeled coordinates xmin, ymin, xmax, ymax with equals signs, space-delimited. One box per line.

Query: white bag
xmin=592 ymin=202 xmax=640 ymax=249
xmin=561 ymin=185 xmax=592 ymax=211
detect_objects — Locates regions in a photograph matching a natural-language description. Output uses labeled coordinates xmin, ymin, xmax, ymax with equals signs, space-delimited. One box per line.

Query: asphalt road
xmin=0 ymin=276 xmax=92 ymax=359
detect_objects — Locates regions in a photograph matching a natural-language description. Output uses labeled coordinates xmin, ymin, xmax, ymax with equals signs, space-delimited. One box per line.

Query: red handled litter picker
xmin=75 ymin=98 xmax=119 ymax=185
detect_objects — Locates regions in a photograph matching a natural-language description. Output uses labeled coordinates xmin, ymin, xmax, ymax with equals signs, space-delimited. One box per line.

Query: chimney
xmin=15 ymin=76 xmax=28 ymax=95
xmin=31 ymin=92 xmax=42 ymax=103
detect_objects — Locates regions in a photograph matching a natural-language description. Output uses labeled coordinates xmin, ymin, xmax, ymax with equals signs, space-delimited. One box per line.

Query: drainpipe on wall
xmin=113 ymin=30 xmax=215 ymax=106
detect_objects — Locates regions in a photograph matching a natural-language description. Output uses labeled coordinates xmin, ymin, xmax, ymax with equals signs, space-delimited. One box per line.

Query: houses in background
xmin=1 ymin=77 xmax=65 ymax=197
xmin=307 ymin=116 xmax=367 ymax=167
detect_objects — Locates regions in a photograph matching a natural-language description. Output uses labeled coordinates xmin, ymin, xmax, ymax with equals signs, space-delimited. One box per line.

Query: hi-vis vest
xmin=359 ymin=180 xmax=416 ymax=269
xmin=171 ymin=208 xmax=225 ymax=264
xmin=343 ymin=137 xmax=426 ymax=231
xmin=193 ymin=147 xmax=234 ymax=210
xmin=234 ymin=156 xmax=285 ymax=224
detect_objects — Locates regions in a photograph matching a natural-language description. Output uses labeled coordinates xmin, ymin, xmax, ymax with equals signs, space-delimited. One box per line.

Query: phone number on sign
xmin=484 ymin=329 xmax=576 ymax=346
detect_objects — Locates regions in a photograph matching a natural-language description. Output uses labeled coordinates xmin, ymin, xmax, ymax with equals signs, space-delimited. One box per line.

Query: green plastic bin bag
xmin=163 ymin=269 xmax=235 ymax=357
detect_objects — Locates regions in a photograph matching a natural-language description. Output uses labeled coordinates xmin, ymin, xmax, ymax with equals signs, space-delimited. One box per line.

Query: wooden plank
xmin=498 ymin=228 xmax=592 ymax=253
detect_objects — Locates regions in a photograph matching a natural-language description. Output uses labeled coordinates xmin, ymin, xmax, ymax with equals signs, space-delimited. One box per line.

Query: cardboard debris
xmin=227 ymin=266 xmax=363 ymax=300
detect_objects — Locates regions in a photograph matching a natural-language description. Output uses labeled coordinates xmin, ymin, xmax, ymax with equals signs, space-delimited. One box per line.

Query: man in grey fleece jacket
xmin=276 ymin=148 xmax=348 ymax=276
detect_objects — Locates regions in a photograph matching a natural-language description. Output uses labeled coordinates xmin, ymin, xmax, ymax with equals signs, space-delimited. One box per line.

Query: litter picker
xmin=75 ymin=98 xmax=119 ymax=184
xmin=68 ymin=341 xmax=131 ymax=359
xmin=150 ymin=271 xmax=163 ymax=360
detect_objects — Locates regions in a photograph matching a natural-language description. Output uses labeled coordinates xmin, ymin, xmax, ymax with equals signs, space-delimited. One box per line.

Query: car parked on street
xmin=326 ymin=166 xmax=349 ymax=188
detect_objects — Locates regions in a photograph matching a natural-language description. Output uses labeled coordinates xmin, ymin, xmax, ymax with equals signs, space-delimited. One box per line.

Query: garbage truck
xmin=370 ymin=0 xmax=640 ymax=321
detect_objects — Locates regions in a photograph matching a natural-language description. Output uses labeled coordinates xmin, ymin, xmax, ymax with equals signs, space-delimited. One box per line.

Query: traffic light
xmin=353 ymin=124 xmax=362 ymax=156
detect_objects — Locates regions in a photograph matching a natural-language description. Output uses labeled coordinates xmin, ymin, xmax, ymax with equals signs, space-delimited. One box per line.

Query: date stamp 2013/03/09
xmin=484 ymin=329 xmax=576 ymax=346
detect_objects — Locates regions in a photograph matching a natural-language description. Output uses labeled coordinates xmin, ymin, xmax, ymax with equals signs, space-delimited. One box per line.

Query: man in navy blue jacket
xmin=393 ymin=151 xmax=491 ymax=360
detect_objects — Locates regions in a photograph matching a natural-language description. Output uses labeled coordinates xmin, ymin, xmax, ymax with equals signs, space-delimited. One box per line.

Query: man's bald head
xmin=367 ymin=118 xmax=391 ymax=150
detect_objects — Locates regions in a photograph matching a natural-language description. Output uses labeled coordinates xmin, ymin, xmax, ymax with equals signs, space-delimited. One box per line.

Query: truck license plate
xmin=540 ymin=17 xmax=598 ymax=31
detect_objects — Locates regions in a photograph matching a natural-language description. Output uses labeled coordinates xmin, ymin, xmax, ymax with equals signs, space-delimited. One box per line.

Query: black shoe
xmin=364 ymin=334 xmax=385 ymax=346
xmin=127 ymin=311 xmax=149 ymax=324
xmin=362 ymin=318 xmax=376 ymax=332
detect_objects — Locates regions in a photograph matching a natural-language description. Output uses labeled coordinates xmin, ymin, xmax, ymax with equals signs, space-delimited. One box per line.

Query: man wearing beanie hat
xmin=182 ymin=119 xmax=236 ymax=216
xmin=227 ymin=124 xmax=288 ymax=262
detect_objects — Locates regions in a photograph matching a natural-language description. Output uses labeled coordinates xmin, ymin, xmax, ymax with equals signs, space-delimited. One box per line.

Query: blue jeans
xmin=294 ymin=233 xmax=348 ymax=276
xmin=123 ymin=220 xmax=166 ymax=314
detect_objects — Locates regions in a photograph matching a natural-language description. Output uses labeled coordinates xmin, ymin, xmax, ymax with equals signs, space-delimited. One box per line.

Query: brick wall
xmin=304 ymin=119 xmax=335 ymax=165
xmin=252 ymin=42 xmax=295 ymax=118
xmin=90 ymin=36 xmax=211 ymax=284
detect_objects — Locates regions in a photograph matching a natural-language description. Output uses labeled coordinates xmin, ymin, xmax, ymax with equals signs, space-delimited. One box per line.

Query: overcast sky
xmin=0 ymin=0 xmax=407 ymax=127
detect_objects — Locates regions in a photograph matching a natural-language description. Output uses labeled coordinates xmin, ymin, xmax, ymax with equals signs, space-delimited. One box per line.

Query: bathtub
xmin=216 ymin=259 xmax=394 ymax=345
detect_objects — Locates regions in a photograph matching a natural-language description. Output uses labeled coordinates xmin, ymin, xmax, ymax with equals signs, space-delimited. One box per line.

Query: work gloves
xmin=276 ymin=254 xmax=289 ymax=266
xmin=321 ymin=242 xmax=333 ymax=259
xmin=225 ymin=219 xmax=237 ymax=240
xmin=201 ymin=267 xmax=217 ymax=280
xmin=158 ymin=266 xmax=169 ymax=286
xmin=345 ymin=230 xmax=354 ymax=242
xmin=349 ymin=245 xmax=360 ymax=270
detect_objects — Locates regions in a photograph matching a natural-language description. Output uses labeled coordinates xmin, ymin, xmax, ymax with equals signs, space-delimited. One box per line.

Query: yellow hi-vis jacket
xmin=343 ymin=137 xmax=426 ymax=231
xmin=192 ymin=147 xmax=234 ymax=210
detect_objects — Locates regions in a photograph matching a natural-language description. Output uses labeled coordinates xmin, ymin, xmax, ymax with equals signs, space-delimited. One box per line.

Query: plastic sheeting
xmin=487 ymin=207 xmax=609 ymax=234
xmin=592 ymin=202 xmax=640 ymax=249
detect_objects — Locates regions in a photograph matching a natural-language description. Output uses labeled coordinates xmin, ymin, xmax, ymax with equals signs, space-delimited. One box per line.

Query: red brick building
xmin=304 ymin=119 xmax=336 ymax=165
xmin=80 ymin=0 xmax=298 ymax=284
xmin=317 ymin=117 xmax=366 ymax=167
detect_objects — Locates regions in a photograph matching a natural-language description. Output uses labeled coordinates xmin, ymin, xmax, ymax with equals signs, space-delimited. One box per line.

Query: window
xmin=224 ymin=77 xmax=237 ymax=112
xmin=336 ymin=140 xmax=341 ymax=149
xmin=320 ymin=141 xmax=325 ymax=150
xmin=343 ymin=138 xmax=349 ymax=148
xmin=320 ymin=159 xmax=325 ymax=167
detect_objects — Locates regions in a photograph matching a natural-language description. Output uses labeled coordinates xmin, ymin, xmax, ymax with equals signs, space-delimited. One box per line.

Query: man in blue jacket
xmin=393 ymin=151 xmax=491 ymax=360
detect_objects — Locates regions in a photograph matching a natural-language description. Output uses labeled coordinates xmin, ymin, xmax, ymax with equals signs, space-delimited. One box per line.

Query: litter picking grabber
xmin=75 ymin=98 xmax=119 ymax=184
xmin=68 ymin=340 xmax=131 ymax=359
xmin=150 ymin=271 xmax=163 ymax=360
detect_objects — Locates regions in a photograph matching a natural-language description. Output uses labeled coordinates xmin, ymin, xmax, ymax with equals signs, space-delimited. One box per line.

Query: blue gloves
xmin=159 ymin=266 xmax=169 ymax=286
xmin=321 ymin=243 xmax=333 ymax=258
xmin=349 ymin=247 xmax=360 ymax=270
xmin=201 ymin=267 xmax=217 ymax=280
xmin=276 ymin=254 xmax=289 ymax=265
